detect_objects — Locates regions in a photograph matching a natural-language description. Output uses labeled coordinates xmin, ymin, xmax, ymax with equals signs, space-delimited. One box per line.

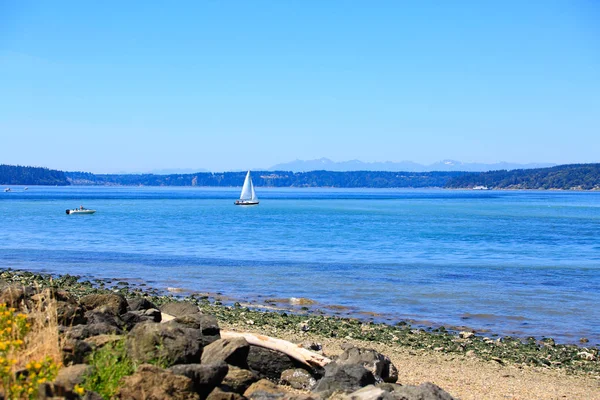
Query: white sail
xmin=250 ymin=183 xmax=257 ymax=201
xmin=240 ymin=171 xmax=253 ymax=200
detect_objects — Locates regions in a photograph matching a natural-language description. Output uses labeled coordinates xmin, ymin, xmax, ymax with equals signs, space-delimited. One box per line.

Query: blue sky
xmin=1 ymin=1 xmax=598 ymax=173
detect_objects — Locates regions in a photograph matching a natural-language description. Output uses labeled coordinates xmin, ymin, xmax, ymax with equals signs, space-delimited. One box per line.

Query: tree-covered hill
xmin=444 ymin=164 xmax=600 ymax=190
xmin=3 ymin=164 xmax=599 ymax=189
xmin=65 ymin=170 xmax=468 ymax=188
xmin=0 ymin=165 xmax=69 ymax=186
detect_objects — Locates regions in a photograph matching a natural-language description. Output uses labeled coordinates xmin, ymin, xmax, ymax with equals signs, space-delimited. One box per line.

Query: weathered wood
xmin=221 ymin=330 xmax=332 ymax=368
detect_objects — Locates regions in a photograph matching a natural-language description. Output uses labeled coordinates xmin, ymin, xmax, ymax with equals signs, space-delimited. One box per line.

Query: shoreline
xmin=1 ymin=267 xmax=599 ymax=399
xmin=1 ymin=268 xmax=598 ymax=375
xmin=5 ymin=263 xmax=597 ymax=347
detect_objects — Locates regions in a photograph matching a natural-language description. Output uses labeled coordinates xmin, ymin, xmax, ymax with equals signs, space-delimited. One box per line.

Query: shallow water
xmin=1 ymin=186 xmax=599 ymax=344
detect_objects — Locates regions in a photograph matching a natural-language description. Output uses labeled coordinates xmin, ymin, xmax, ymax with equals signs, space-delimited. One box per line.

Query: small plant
xmin=82 ymin=337 xmax=136 ymax=399
xmin=0 ymin=302 xmax=60 ymax=399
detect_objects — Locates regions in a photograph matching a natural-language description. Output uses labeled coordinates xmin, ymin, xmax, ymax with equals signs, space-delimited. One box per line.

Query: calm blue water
xmin=1 ymin=186 xmax=599 ymax=344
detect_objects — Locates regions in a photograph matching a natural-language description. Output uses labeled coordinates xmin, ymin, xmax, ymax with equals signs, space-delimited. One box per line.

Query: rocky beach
xmin=0 ymin=268 xmax=598 ymax=400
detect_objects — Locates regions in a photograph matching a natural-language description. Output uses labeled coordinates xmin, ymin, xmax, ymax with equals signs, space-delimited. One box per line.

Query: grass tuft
xmin=82 ymin=337 xmax=136 ymax=399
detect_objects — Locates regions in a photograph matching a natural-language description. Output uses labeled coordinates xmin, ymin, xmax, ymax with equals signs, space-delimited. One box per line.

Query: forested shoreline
xmin=2 ymin=164 xmax=599 ymax=190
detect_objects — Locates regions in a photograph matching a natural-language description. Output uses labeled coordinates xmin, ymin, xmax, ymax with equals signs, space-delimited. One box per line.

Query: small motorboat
xmin=66 ymin=208 xmax=96 ymax=215
xmin=4 ymin=188 xmax=11 ymax=192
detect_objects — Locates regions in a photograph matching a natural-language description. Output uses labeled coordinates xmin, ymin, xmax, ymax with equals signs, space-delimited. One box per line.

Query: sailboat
xmin=235 ymin=171 xmax=259 ymax=206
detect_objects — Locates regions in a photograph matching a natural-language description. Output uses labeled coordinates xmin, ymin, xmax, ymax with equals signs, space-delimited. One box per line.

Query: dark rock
xmin=84 ymin=310 xmax=124 ymax=329
xmin=121 ymin=309 xmax=161 ymax=330
xmin=312 ymin=364 xmax=376 ymax=394
xmin=201 ymin=337 xmax=250 ymax=369
xmin=127 ymin=321 xmax=203 ymax=366
xmin=0 ymin=284 xmax=35 ymax=308
xmin=54 ymin=364 xmax=93 ymax=390
xmin=128 ymin=297 xmax=158 ymax=311
xmin=207 ymin=387 xmax=246 ymax=400
xmin=281 ymin=368 xmax=317 ymax=391
xmin=117 ymin=364 xmax=200 ymax=400
xmin=221 ymin=366 xmax=259 ymax=394
xmin=169 ymin=362 xmax=229 ymax=398
xmin=336 ymin=347 xmax=398 ymax=383
xmin=80 ymin=293 xmax=128 ymax=316
xmin=169 ymin=314 xmax=221 ymax=346
xmin=247 ymin=346 xmax=306 ymax=381
xmin=378 ymin=382 xmax=456 ymax=400
xmin=160 ymin=301 xmax=201 ymax=317
xmin=144 ymin=308 xmax=162 ymax=321
xmin=64 ymin=323 xmax=123 ymax=340
xmin=84 ymin=334 xmax=122 ymax=348
xmin=57 ymin=300 xmax=87 ymax=326
xmin=244 ymin=379 xmax=286 ymax=400
xmin=61 ymin=338 xmax=93 ymax=365
xmin=345 ymin=385 xmax=394 ymax=400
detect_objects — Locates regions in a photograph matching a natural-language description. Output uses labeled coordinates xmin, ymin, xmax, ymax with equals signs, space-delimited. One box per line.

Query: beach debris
xmin=459 ymin=331 xmax=475 ymax=339
xmin=221 ymin=331 xmax=332 ymax=368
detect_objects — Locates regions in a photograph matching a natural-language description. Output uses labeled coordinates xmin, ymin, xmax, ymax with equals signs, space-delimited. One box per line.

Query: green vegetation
xmin=82 ymin=337 xmax=136 ymax=399
xmin=2 ymin=163 xmax=600 ymax=189
xmin=0 ymin=165 xmax=69 ymax=186
xmin=66 ymin=170 xmax=468 ymax=188
xmin=445 ymin=164 xmax=600 ymax=190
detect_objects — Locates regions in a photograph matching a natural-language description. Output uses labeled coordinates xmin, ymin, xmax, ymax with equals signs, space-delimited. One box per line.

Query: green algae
xmin=1 ymin=268 xmax=598 ymax=377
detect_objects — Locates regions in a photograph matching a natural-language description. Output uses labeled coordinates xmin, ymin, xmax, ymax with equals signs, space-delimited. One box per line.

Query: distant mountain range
xmin=268 ymin=158 xmax=556 ymax=172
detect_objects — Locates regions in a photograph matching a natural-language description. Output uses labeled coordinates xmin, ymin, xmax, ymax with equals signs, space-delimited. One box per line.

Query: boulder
xmin=201 ymin=337 xmax=250 ymax=369
xmin=80 ymin=293 xmax=128 ymax=316
xmin=336 ymin=347 xmax=398 ymax=383
xmin=128 ymin=297 xmax=158 ymax=311
xmin=343 ymin=385 xmax=393 ymax=400
xmin=244 ymin=379 xmax=286 ymax=400
xmin=127 ymin=321 xmax=203 ymax=366
xmin=122 ymin=309 xmax=161 ymax=330
xmin=207 ymin=387 xmax=246 ymax=400
xmin=84 ymin=310 xmax=124 ymax=329
xmin=84 ymin=334 xmax=122 ymax=348
xmin=160 ymin=301 xmax=201 ymax=317
xmin=61 ymin=338 xmax=93 ymax=366
xmin=64 ymin=322 xmax=123 ymax=340
xmin=280 ymin=368 xmax=317 ymax=391
xmin=0 ymin=284 xmax=35 ymax=308
xmin=378 ymin=382 xmax=456 ymax=400
xmin=169 ymin=314 xmax=221 ymax=346
xmin=169 ymin=362 xmax=229 ymax=398
xmin=312 ymin=364 xmax=376 ymax=394
xmin=117 ymin=364 xmax=199 ymax=400
xmin=57 ymin=300 xmax=87 ymax=326
xmin=221 ymin=366 xmax=259 ymax=394
xmin=53 ymin=364 xmax=93 ymax=390
xmin=247 ymin=346 xmax=305 ymax=381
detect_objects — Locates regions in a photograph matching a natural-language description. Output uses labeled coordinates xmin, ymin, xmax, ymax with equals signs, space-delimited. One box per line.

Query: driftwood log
xmin=221 ymin=330 xmax=332 ymax=368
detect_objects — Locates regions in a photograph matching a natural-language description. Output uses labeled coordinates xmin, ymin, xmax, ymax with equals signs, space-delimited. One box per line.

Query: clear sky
xmin=1 ymin=1 xmax=598 ymax=173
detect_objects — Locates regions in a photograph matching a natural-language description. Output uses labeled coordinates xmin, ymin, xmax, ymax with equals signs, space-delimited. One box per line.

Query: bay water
xmin=1 ymin=186 xmax=599 ymax=344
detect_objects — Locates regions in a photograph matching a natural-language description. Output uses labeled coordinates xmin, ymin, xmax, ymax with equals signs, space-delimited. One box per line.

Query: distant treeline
xmin=445 ymin=164 xmax=600 ymax=190
xmin=65 ymin=170 xmax=467 ymax=188
xmin=3 ymin=164 xmax=599 ymax=189
xmin=0 ymin=164 xmax=69 ymax=186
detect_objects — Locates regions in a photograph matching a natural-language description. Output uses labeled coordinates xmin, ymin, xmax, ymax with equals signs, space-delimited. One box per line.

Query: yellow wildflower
xmin=74 ymin=385 xmax=85 ymax=395
xmin=38 ymin=377 xmax=46 ymax=383
xmin=34 ymin=362 xmax=42 ymax=370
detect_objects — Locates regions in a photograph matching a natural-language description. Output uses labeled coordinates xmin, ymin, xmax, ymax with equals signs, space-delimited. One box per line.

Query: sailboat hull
xmin=234 ymin=200 xmax=259 ymax=206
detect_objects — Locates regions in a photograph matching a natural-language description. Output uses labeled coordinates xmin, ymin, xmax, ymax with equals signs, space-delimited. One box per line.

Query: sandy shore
xmin=221 ymin=321 xmax=600 ymax=400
